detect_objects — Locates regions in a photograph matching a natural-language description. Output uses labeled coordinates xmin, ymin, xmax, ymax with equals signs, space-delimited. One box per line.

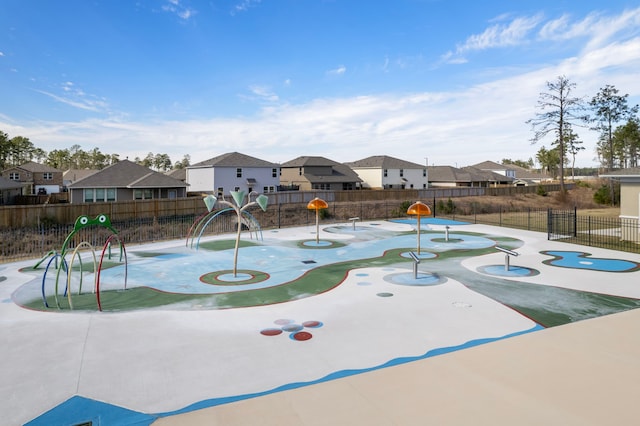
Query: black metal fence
xmin=441 ymin=206 xmax=640 ymax=254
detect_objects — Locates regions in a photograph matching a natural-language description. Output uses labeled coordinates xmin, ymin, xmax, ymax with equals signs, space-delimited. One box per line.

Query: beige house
xmin=1 ymin=161 xmax=63 ymax=195
xmin=345 ymin=155 xmax=428 ymax=189
xmin=280 ymin=156 xmax=362 ymax=191
xmin=600 ymin=168 xmax=640 ymax=242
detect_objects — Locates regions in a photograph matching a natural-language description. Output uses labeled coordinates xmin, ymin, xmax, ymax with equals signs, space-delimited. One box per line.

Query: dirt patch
xmin=444 ymin=186 xmax=620 ymax=218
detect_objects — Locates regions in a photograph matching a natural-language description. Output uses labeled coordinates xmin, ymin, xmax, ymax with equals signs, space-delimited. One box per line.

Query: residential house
xmin=67 ymin=160 xmax=188 ymax=203
xmin=1 ymin=161 xmax=63 ymax=195
xmin=186 ymin=152 xmax=279 ymax=196
xmin=0 ymin=175 xmax=22 ymax=205
xmin=599 ymin=167 xmax=640 ymax=242
xmin=280 ymin=156 xmax=362 ymax=191
xmin=470 ymin=161 xmax=550 ymax=185
xmin=345 ymin=155 xmax=428 ymax=189
xmin=427 ymin=165 xmax=513 ymax=188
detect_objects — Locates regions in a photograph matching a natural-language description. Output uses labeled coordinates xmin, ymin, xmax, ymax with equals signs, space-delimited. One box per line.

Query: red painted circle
xmin=292 ymin=331 xmax=313 ymax=341
xmin=260 ymin=328 xmax=283 ymax=336
xmin=302 ymin=320 xmax=321 ymax=328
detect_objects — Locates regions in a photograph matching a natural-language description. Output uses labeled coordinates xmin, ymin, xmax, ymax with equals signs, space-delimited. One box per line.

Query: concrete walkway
xmin=1 ymin=221 xmax=639 ymax=425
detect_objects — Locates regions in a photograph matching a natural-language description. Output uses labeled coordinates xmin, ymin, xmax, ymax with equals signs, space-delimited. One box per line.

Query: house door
xmin=168 ymin=190 xmax=177 ymax=199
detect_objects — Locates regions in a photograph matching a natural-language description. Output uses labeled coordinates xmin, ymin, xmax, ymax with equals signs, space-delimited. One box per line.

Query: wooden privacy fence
xmin=0 ymin=184 xmax=569 ymax=229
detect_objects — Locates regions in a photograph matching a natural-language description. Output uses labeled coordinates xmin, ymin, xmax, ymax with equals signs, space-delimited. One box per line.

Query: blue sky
xmin=1 ymin=0 xmax=639 ymax=168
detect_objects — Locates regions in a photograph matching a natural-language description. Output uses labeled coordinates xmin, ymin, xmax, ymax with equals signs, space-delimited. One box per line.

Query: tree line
xmin=0 ymin=132 xmax=190 ymax=172
xmin=526 ymin=77 xmax=639 ymax=193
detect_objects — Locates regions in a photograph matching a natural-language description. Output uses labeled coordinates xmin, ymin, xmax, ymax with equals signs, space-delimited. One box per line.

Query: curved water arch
xmin=41 ymin=254 xmax=68 ymax=308
xmin=190 ymin=208 xmax=263 ymax=250
xmin=66 ymin=241 xmax=98 ymax=310
xmin=96 ymin=234 xmax=128 ymax=312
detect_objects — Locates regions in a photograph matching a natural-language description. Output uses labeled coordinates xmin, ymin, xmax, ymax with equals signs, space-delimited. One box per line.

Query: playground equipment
xmin=307 ymin=197 xmax=328 ymax=244
xmin=407 ymin=201 xmax=432 ymax=254
xmin=495 ymin=246 xmax=519 ymax=271
xmin=37 ymin=214 xmax=128 ymax=311
xmin=201 ymin=191 xmax=269 ymax=277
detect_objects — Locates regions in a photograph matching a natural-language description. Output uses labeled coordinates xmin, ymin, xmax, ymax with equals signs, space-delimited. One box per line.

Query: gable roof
xmin=5 ymin=161 xmax=61 ymax=173
xmin=281 ymin=156 xmax=338 ymax=167
xmin=190 ymin=152 xmax=277 ymax=168
xmin=63 ymin=169 xmax=99 ymax=182
xmin=426 ymin=165 xmax=513 ymax=183
xmin=462 ymin=166 xmax=514 ymax=183
xmin=345 ymin=155 xmax=425 ymax=169
xmin=470 ymin=160 xmax=506 ymax=170
xmin=68 ymin=160 xmax=187 ymax=189
xmin=281 ymin=156 xmax=362 ymax=183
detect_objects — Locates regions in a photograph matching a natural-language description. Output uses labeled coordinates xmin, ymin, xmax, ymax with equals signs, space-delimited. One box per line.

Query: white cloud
xmin=161 ymin=0 xmax=196 ymax=21
xmin=327 ymin=65 xmax=346 ymax=76
xmin=231 ymin=0 xmax=262 ymax=15
xmin=443 ymin=14 xmax=543 ymax=63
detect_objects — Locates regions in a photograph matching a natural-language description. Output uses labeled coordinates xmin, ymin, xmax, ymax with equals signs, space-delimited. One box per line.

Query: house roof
xmin=0 ymin=175 xmax=22 ymax=190
xmin=426 ymin=166 xmax=474 ymax=182
xmin=462 ymin=166 xmax=514 ymax=183
xmin=68 ymin=160 xmax=187 ymax=189
xmin=165 ymin=168 xmax=187 ymax=181
xmin=470 ymin=160 xmax=506 ymax=171
xmin=345 ymin=155 xmax=425 ymax=169
xmin=63 ymin=169 xmax=98 ymax=182
xmin=281 ymin=156 xmax=337 ymax=167
xmin=470 ymin=160 xmax=550 ymax=180
xmin=282 ymin=156 xmax=363 ymax=183
xmin=426 ymin=165 xmax=513 ymax=183
xmin=4 ymin=161 xmax=61 ymax=173
xmin=190 ymin=152 xmax=278 ymax=168
xmin=600 ymin=167 xmax=640 ymax=178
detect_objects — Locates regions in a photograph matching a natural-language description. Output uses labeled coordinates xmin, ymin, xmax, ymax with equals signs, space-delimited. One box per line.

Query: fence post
xmin=573 ymin=206 xmax=577 ymax=237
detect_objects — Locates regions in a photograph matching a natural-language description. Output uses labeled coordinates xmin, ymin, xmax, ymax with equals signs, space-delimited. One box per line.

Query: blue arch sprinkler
xmin=203 ymin=191 xmax=269 ymax=277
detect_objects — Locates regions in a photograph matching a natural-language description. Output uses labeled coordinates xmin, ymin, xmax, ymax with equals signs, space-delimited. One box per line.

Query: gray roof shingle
xmin=191 ymin=152 xmax=277 ymax=168
xmin=68 ymin=160 xmax=187 ymax=188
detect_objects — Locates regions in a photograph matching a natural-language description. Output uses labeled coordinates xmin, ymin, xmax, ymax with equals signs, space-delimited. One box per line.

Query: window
xmin=134 ymin=189 xmax=153 ymax=200
xmin=9 ymin=172 xmax=19 ymax=180
xmin=312 ymin=183 xmax=330 ymax=190
xmin=43 ymin=172 xmax=53 ymax=180
xmin=400 ymin=169 xmax=404 ymax=177
xmin=383 ymin=169 xmax=388 ymax=177
xmin=236 ymin=168 xmax=242 ymax=178
xmin=272 ymin=168 xmax=277 ymax=178
xmin=217 ymin=187 xmax=224 ymax=197
xmin=423 ymin=169 xmax=427 ymax=177
xmin=298 ymin=167 xmax=303 ymax=176
xmin=234 ymin=186 xmax=240 ymax=192
xmin=83 ymin=188 xmax=116 ymax=202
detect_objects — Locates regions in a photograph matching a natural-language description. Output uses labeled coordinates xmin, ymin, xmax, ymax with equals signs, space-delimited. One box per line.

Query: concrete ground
xmin=1 ymin=221 xmax=639 ymax=425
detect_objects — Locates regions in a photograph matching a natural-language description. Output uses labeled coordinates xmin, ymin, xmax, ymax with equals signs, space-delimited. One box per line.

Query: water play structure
xmin=35 ymin=214 xmax=128 ymax=311
xmin=198 ymin=190 xmax=269 ymax=276
xmin=407 ymin=201 xmax=432 ymax=254
xmin=307 ymin=197 xmax=328 ymax=244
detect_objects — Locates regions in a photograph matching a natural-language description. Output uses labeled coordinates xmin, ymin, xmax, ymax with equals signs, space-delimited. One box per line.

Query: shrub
xmin=436 ymin=198 xmax=456 ymax=215
xmin=536 ymin=185 xmax=548 ymax=196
